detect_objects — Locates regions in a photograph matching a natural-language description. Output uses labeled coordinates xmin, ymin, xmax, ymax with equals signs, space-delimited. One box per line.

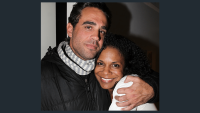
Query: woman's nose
xmin=103 ymin=66 xmax=111 ymax=75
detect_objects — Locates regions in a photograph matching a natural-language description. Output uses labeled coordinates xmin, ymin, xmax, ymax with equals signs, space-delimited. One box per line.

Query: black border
xmin=1 ymin=0 xmax=199 ymax=112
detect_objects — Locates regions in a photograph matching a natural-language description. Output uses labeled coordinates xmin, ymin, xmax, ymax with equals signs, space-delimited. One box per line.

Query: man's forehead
xmin=80 ymin=7 xmax=108 ymax=26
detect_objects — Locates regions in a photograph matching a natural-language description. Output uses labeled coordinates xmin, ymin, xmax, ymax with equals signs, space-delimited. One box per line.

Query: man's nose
xmin=91 ymin=30 xmax=100 ymax=41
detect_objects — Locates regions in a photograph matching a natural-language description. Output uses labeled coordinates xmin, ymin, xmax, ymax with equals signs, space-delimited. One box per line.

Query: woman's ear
xmin=67 ymin=23 xmax=73 ymax=38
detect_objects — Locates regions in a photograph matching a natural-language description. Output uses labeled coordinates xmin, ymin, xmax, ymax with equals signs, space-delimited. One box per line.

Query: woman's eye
xmin=97 ymin=62 xmax=103 ymax=65
xmin=112 ymin=64 xmax=119 ymax=68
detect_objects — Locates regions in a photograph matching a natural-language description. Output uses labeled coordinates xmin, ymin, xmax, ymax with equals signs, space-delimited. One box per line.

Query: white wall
xmin=41 ymin=2 xmax=56 ymax=59
xmin=67 ymin=2 xmax=76 ymax=24
xmin=66 ymin=2 xmax=76 ymax=37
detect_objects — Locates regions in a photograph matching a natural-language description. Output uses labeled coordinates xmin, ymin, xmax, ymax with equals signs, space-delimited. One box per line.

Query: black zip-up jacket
xmin=41 ymin=47 xmax=111 ymax=110
xmin=41 ymin=47 xmax=159 ymax=110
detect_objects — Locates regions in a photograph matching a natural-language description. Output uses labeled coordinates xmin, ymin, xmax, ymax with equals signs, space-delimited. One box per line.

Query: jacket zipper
xmin=85 ymin=76 xmax=93 ymax=110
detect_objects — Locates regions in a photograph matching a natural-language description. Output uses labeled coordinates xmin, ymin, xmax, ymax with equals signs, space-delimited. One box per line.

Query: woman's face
xmin=94 ymin=46 xmax=125 ymax=90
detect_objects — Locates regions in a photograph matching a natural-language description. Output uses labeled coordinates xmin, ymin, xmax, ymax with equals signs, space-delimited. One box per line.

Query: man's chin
xmin=83 ymin=53 xmax=97 ymax=60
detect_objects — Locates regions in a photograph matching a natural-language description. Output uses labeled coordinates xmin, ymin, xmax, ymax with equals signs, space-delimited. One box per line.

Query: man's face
xmin=67 ymin=7 xmax=107 ymax=60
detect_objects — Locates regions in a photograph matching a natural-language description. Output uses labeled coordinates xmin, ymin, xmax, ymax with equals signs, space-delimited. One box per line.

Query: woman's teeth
xmin=101 ymin=77 xmax=113 ymax=83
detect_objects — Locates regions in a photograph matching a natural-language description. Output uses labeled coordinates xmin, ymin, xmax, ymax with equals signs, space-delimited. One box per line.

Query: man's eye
xmin=112 ymin=64 xmax=119 ymax=68
xmin=85 ymin=26 xmax=92 ymax=29
xmin=100 ymin=30 xmax=106 ymax=34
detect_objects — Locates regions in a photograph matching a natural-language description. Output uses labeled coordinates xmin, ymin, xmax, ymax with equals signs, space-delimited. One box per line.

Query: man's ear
xmin=67 ymin=23 xmax=73 ymax=38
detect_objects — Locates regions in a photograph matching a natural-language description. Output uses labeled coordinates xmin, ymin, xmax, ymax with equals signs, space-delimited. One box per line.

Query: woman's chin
xmin=101 ymin=85 xmax=113 ymax=90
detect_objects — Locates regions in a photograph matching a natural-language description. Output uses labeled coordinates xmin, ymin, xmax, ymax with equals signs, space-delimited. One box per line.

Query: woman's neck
xmin=108 ymin=89 xmax=113 ymax=100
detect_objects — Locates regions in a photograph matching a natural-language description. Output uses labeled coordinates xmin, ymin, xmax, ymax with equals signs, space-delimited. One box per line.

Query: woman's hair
xmin=95 ymin=32 xmax=152 ymax=78
xmin=68 ymin=2 xmax=112 ymax=30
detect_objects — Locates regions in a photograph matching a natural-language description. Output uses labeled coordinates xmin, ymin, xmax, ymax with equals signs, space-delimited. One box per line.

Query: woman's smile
xmin=101 ymin=77 xmax=114 ymax=83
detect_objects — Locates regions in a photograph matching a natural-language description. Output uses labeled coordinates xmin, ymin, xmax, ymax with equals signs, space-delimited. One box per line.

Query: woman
xmin=94 ymin=33 xmax=157 ymax=111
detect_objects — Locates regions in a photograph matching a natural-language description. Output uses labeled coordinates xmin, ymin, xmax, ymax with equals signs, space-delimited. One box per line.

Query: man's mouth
xmin=85 ymin=44 xmax=98 ymax=50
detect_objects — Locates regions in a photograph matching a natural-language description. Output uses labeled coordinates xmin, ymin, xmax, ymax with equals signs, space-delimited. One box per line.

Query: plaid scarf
xmin=57 ymin=41 xmax=95 ymax=75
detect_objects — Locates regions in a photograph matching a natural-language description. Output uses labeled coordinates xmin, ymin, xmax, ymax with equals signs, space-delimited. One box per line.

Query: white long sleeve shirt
xmin=109 ymin=76 xmax=157 ymax=111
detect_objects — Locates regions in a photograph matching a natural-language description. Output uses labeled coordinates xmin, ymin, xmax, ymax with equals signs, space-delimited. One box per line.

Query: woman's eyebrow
xmin=97 ymin=60 xmax=103 ymax=62
xmin=112 ymin=61 xmax=121 ymax=64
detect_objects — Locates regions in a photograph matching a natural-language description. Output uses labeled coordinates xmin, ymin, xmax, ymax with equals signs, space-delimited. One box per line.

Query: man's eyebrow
xmin=101 ymin=26 xmax=107 ymax=30
xmin=82 ymin=21 xmax=96 ymax=25
xmin=82 ymin=21 xmax=107 ymax=30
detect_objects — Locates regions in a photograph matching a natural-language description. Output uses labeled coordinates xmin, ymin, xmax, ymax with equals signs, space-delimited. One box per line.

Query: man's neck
xmin=57 ymin=41 xmax=95 ymax=75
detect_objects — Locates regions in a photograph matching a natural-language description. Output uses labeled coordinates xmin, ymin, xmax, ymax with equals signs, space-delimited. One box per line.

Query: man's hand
xmin=115 ymin=75 xmax=154 ymax=111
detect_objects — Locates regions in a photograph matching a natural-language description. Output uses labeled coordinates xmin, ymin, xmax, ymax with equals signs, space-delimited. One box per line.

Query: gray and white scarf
xmin=57 ymin=41 xmax=95 ymax=75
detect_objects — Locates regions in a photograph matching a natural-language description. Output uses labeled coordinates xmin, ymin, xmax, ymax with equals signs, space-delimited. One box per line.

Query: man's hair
xmin=95 ymin=32 xmax=152 ymax=79
xmin=68 ymin=2 xmax=112 ymax=30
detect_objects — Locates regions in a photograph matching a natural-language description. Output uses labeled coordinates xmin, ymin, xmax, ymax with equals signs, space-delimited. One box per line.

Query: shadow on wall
xmin=106 ymin=2 xmax=159 ymax=73
xmin=106 ymin=2 xmax=159 ymax=110
xmin=106 ymin=3 xmax=131 ymax=35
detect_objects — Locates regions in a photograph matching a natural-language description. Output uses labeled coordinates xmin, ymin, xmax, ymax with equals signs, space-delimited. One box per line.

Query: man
xmin=41 ymin=2 xmax=158 ymax=110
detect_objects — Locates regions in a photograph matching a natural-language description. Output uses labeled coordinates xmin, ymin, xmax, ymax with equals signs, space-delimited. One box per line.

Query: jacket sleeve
xmin=142 ymin=70 xmax=159 ymax=103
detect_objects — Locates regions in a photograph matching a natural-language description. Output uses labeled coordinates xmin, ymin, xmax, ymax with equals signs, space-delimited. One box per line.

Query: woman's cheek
xmin=95 ymin=66 xmax=100 ymax=72
xmin=94 ymin=67 xmax=102 ymax=76
xmin=114 ymin=69 xmax=124 ymax=78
